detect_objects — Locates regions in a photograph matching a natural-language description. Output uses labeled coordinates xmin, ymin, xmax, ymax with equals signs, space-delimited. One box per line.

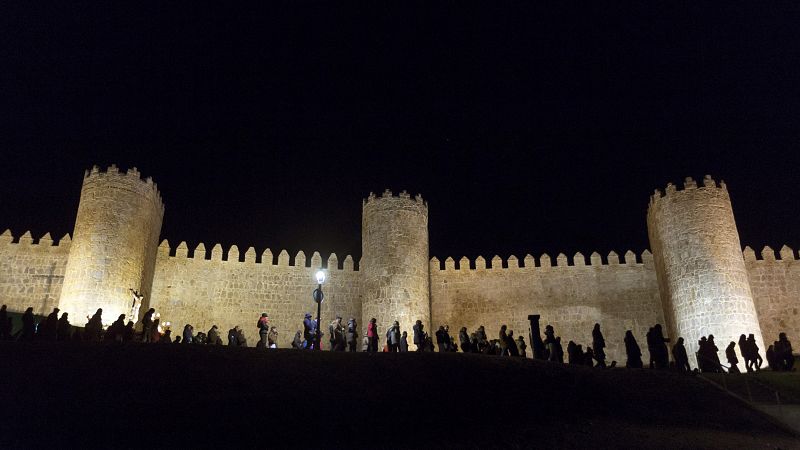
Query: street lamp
xmin=313 ymin=270 xmax=326 ymax=351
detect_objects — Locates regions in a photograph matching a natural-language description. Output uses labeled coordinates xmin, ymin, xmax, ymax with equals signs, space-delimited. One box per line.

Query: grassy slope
xmin=0 ymin=342 xmax=797 ymax=449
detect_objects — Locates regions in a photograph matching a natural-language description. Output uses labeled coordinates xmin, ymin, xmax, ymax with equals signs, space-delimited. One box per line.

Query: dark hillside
xmin=0 ymin=343 xmax=796 ymax=449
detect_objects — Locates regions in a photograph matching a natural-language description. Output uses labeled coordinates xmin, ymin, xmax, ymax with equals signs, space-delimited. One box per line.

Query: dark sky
xmin=2 ymin=2 xmax=799 ymax=263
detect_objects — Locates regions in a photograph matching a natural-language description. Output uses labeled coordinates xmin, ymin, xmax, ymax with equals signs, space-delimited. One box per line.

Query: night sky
xmin=2 ymin=2 xmax=799 ymax=264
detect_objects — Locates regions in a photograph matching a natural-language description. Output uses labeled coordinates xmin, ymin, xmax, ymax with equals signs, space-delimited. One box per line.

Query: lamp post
xmin=313 ymin=270 xmax=326 ymax=351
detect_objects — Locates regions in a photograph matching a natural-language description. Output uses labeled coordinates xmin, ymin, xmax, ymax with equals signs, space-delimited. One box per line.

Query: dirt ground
xmin=0 ymin=342 xmax=798 ymax=449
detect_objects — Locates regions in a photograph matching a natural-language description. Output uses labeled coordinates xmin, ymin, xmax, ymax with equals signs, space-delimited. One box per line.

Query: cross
xmin=32 ymin=263 xmax=64 ymax=314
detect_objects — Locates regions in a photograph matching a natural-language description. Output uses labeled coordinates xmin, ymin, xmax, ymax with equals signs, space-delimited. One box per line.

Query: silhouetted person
xmin=517 ymin=335 xmax=527 ymax=358
xmin=174 ymin=336 xmax=182 ymax=344
xmin=592 ymin=323 xmax=607 ymax=368
xmin=292 ymin=331 xmax=304 ymax=349
xmin=775 ymin=332 xmax=794 ymax=371
xmin=624 ymin=330 xmax=643 ymax=369
xmin=257 ymin=313 xmax=270 ymax=348
xmin=476 ymin=326 xmax=488 ymax=353
xmin=346 ymin=318 xmax=358 ymax=352
xmin=652 ymin=324 xmax=670 ymax=369
xmin=440 ymin=325 xmax=451 ymax=351
xmin=161 ymin=329 xmax=172 ymax=343
xmin=388 ymin=321 xmax=400 ymax=352
xmin=399 ymin=331 xmax=409 ymax=352
xmin=708 ymin=335 xmax=722 ymax=372
xmin=150 ymin=319 xmax=162 ymax=343
xmin=553 ymin=336 xmax=564 ymax=363
xmin=181 ymin=324 xmax=193 ymax=344
xmin=0 ymin=305 xmax=7 ymax=340
xmin=85 ymin=308 xmax=103 ymax=342
xmin=498 ymin=325 xmax=510 ymax=356
xmin=413 ymin=320 xmax=424 ymax=352
xmin=123 ymin=321 xmax=135 ymax=342
xmin=330 ymin=316 xmax=345 ymax=351
xmin=506 ymin=329 xmax=520 ymax=356
xmin=747 ymin=334 xmax=763 ymax=371
xmin=207 ymin=325 xmax=222 ymax=345
xmin=436 ymin=325 xmax=447 ymax=352
xmin=544 ymin=325 xmax=557 ymax=361
xmin=141 ymin=308 xmax=156 ymax=343
xmin=367 ymin=318 xmax=378 ymax=353
xmin=56 ymin=312 xmax=71 ymax=341
xmin=470 ymin=333 xmax=480 ymax=353
xmin=20 ymin=307 xmax=35 ymax=341
xmin=671 ymin=337 xmax=690 ymax=372
xmin=567 ymin=340 xmax=579 ymax=365
xmin=767 ymin=344 xmax=778 ymax=371
xmin=527 ymin=315 xmax=547 ymax=360
xmin=105 ymin=314 xmax=126 ymax=342
xmin=236 ymin=326 xmax=247 ymax=347
xmin=39 ymin=307 xmax=59 ymax=340
xmin=459 ymin=327 xmax=471 ymax=353
xmin=303 ymin=313 xmax=315 ymax=349
xmin=726 ymin=341 xmax=740 ymax=373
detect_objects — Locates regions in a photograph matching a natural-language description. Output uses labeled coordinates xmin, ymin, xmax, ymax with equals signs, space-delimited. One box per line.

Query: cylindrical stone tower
xmin=647 ymin=175 xmax=763 ymax=366
xmin=361 ymin=189 xmax=430 ymax=348
xmin=59 ymin=164 xmax=164 ymax=324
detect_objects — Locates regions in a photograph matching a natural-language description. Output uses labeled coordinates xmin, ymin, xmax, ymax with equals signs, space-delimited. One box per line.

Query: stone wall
xmin=149 ymin=241 xmax=363 ymax=348
xmin=429 ymin=251 xmax=664 ymax=363
xmin=746 ymin=245 xmax=800 ymax=346
xmin=647 ymin=176 xmax=764 ymax=366
xmin=0 ymin=231 xmax=70 ymax=316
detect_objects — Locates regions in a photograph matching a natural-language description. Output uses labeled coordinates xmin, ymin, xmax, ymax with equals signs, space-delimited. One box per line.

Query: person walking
xmin=346 ymin=318 xmax=358 ymax=352
xmin=303 ymin=313 xmax=316 ymax=350
xmin=459 ymin=327 xmax=471 ymax=353
xmin=624 ymin=330 xmax=643 ymax=369
xmin=257 ymin=313 xmax=270 ymax=349
xmin=413 ymin=320 xmax=424 ymax=352
xmin=141 ymin=308 xmax=156 ymax=343
xmin=499 ymin=325 xmax=510 ymax=356
xmin=399 ymin=331 xmax=409 ymax=352
xmin=726 ymin=341 xmax=740 ymax=373
xmin=56 ymin=312 xmax=71 ymax=341
xmin=592 ymin=323 xmax=607 ymax=368
xmin=388 ymin=321 xmax=401 ymax=352
xmin=672 ymin=337 xmax=692 ymax=372
xmin=367 ymin=318 xmax=378 ymax=353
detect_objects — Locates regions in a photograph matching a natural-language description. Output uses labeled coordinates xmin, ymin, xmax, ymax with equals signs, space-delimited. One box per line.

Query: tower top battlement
xmin=648 ymin=174 xmax=727 ymax=208
xmin=362 ymin=189 xmax=427 ymax=211
xmin=83 ymin=164 xmax=164 ymax=210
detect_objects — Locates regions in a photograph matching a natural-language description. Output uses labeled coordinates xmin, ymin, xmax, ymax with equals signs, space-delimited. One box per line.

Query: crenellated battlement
xmin=743 ymin=245 xmax=797 ymax=262
xmin=430 ymin=249 xmax=652 ymax=271
xmin=0 ymin=230 xmax=72 ymax=250
xmin=649 ymin=175 xmax=727 ymax=207
xmin=157 ymin=239 xmax=358 ymax=270
xmin=83 ymin=164 xmax=164 ymax=208
xmin=362 ymin=189 xmax=427 ymax=210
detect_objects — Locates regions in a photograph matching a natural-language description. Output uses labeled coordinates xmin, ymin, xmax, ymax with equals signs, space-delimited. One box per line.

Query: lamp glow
xmin=315 ymin=270 xmax=326 ymax=284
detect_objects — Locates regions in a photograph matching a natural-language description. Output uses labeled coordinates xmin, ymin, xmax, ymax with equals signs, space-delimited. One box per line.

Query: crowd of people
xmin=0 ymin=304 xmax=794 ymax=374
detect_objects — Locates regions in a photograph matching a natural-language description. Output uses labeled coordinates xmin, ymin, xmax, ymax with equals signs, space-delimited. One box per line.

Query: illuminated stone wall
xmin=745 ymin=245 xmax=800 ymax=347
xmin=647 ymin=176 xmax=764 ymax=366
xmin=2 ymin=167 xmax=798 ymax=360
xmin=0 ymin=231 xmax=70 ymax=316
xmin=58 ymin=165 xmax=164 ymax=324
xmin=429 ymin=251 xmax=664 ymax=362
xmin=361 ymin=190 xmax=430 ymax=348
xmin=148 ymin=242 xmax=363 ymax=348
